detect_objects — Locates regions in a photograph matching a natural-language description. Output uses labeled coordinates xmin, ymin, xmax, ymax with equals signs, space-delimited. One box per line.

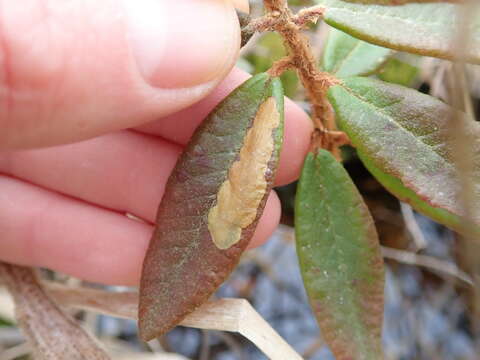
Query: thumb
xmin=0 ymin=0 xmax=242 ymax=149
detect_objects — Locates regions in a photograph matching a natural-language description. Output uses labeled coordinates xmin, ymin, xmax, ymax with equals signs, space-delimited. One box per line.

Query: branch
xmin=262 ymin=0 xmax=343 ymax=156
xmin=381 ymin=247 xmax=473 ymax=286
xmin=293 ymin=5 xmax=326 ymax=28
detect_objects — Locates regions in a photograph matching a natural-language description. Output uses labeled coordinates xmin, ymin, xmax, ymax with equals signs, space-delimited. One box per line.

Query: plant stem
xmin=262 ymin=0 xmax=344 ymax=155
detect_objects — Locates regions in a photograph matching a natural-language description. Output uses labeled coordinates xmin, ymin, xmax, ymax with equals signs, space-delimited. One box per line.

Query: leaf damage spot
xmin=207 ymin=97 xmax=280 ymax=249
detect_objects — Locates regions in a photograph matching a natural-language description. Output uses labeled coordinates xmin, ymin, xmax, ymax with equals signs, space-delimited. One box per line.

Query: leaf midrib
xmin=332 ymin=39 xmax=363 ymax=74
xmin=313 ymin=160 xmax=372 ymax=341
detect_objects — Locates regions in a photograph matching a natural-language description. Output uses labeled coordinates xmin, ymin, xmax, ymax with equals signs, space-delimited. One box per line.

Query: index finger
xmin=135 ymin=67 xmax=313 ymax=186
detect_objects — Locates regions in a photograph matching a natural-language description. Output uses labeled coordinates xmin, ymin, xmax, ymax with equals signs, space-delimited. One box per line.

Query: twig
xmin=399 ymin=202 xmax=427 ymax=251
xmin=448 ymin=0 xmax=479 ymax=232
xmin=243 ymin=5 xmax=325 ymax=33
xmin=199 ymin=330 xmax=211 ymax=360
xmin=268 ymin=226 xmax=471 ymax=286
xmin=428 ymin=60 xmax=450 ymax=101
xmin=252 ymin=0 xmax=344 ymax=155
xmin=447 ymin=0 xmax=480 ymax=341
xmin=241 ymin=250 xmax=280 ymax=284
xmin=293 ymin=5 xmax=326 ymax=28
xmin=381 ymin=246 xmax=473 ymax=286
xmin=268 ymin=57 xmax=295 ymax=77
xmin=263 ymin=2 xmax=335 ymax=114
xmin=211 ymin=331 xmax=245 ymax=360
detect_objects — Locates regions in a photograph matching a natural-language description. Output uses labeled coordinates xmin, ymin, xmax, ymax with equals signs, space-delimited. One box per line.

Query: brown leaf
xmin=139 ymin=73 xmax=284 ymax=340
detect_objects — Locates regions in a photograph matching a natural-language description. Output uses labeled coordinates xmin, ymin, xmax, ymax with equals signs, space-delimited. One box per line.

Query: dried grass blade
xmin=44 ymin=285 xmax=303 ymax=360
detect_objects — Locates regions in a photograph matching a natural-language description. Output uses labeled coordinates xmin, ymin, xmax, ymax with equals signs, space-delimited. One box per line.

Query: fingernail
xmin=123 ymin=0 xmax=240 ymax=89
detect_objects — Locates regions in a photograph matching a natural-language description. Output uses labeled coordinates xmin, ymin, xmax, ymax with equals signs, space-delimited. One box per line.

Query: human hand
xmin=0 ymin=0 xmax=312 ymax=285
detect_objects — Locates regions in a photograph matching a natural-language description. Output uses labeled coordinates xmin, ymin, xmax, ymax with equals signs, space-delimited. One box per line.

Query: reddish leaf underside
xmin=138 ymin=73 xmax=284 ymax=340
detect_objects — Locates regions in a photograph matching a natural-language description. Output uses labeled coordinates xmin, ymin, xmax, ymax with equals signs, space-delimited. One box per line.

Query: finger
xmin=0 ymin=126 xmax=302 ymax=223
xmin=0 ymin=0 xmax=242 ymax=149
xmin=137 ymin=67 xmax=314 ymax=185
xmin=0 ymin=131 xmax=180 ymax=223
xmin=0 ymin=175 xmax=280 ymax=285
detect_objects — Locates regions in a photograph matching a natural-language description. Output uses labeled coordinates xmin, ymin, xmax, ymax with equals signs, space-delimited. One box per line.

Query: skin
xmin=0 ymin=0 xmax=312 ymax=286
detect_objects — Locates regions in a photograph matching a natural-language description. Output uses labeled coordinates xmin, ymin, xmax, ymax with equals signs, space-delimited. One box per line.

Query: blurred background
xmin=1 ymin=0 xmax=479 ymax=359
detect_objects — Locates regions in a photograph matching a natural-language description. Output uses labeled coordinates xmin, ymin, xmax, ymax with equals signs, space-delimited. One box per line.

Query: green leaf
xmin=378 ymin=56 xmax=419 ymax=87
xmin=295 ymin=150 xmax=384 ymax=360
xmin=322 ymin=27 xmax=393 ymax=77
xmin=359 ymin=151 xmax=480 ymax=237
xmin=315 ymin=0 xmax=480 ymax=63
xmin=0 ymin=318 xmax=12 ymax=327
xmin=139 ymin=73 xmax=284 ymax=341
xmin=327 ymin=77 xmax=480 ymax=236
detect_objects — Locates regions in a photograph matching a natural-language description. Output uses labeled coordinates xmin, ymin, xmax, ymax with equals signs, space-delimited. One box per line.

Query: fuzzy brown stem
xmin=293 ymin=5 xmax=326 ymax=28
xmin=263 ymin=0 xmax=342 ymax=156
xmin=267 ymin=57 xmax=294 ymax=77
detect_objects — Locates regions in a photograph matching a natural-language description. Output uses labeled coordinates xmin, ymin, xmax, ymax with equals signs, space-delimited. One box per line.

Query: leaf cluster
xmin=1 ymin=1 xmax=479 ymax=360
